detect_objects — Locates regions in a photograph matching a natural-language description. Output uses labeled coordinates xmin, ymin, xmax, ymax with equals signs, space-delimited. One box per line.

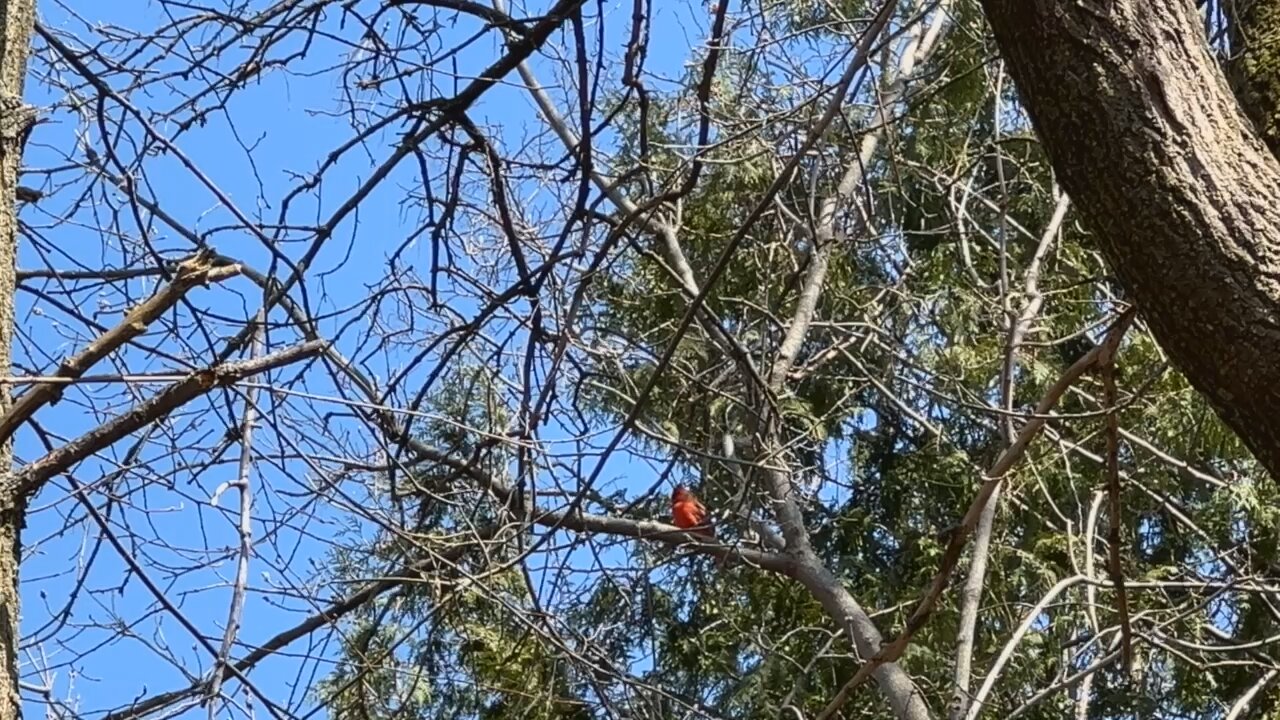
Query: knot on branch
xmin=0 ymin=93 xmax=36 ymax=143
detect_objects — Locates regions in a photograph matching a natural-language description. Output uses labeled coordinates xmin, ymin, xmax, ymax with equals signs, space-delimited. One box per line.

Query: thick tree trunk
xmin=978 ymin=0 xmax=1280 ymax=479
xmin=0 ymin=0 xmax=33 ymax=717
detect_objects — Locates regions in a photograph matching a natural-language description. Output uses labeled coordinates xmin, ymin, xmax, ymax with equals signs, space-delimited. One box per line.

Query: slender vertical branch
xmin=1102 ymin=351 xmax=1132 ymax=672
xmin=949 ymin=189 xmax=1069 ymax=719
xmin=206 ymin=314 xmax=263 ymax=712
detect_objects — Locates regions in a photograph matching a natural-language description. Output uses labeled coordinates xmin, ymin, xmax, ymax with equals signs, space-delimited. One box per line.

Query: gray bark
xmin=0 ymin=0 xmax=33 ymax=716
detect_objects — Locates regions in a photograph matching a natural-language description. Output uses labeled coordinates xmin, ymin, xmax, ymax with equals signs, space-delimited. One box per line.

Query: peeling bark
xmin=980 ymin=0 xmax=1280 ymax=479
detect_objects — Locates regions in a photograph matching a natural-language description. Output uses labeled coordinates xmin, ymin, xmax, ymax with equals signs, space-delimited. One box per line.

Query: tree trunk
xmin=0 ymin=0 xmax=34 ymax=716
xmin=1227 ymin=0 xmax=1280 ymax=157
xmin=978 ymin=0 xmax=1280 ymax=480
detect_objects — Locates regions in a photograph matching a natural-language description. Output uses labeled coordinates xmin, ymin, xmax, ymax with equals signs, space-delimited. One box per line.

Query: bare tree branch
xmin=817 ymin=306 xmax=1138 ymax=720
xmin=0 ymin=250 xmax=240 ymax=445
xmin=16 ymin=340 xmax=325 ymax=499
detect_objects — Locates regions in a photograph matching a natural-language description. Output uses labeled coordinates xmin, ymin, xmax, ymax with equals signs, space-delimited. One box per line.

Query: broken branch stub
xmin=0 ymin=251 xmax=241 ymax=444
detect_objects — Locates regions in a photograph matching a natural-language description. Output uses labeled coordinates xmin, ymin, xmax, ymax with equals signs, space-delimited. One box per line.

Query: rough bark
xmin=979 ymin=0 xmax=1280 ymax=480
xmin=0 ymin=0 xmax=33 ymax=716
xmin=1227 ymin=0 xmax=1280 ymax=157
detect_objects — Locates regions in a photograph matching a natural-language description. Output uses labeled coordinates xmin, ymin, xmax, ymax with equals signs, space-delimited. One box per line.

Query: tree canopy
xmin=0 ymin=1 xmax=1278 ymax=720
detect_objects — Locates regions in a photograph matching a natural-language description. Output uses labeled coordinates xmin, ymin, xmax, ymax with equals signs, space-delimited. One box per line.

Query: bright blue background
xmin=15 ymin=0 xmax=712 ymax=717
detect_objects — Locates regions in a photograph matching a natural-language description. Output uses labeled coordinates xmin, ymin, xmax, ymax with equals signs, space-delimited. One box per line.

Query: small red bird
xmin=671 ymin=485 xmax=715 ymax=539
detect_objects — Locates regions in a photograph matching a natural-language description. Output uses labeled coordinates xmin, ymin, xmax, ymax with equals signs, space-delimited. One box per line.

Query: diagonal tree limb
xmin=815 ymin=306 xmax=1138 ymax=720
xmin=770 ymin=0 xmax=952 ymax=391
xmin=0 ymin=250 xmax=240 ymax=445
xmin=976 ymin=0 xmax=1280 ymax=481
xmin=1225 ymin=667 xmax=1280 ymax=720
xmin=63 ymin=473 xmax=290 ymax=720
xmin=477 ymin=11 xmax=940 ymax=716
xmin=95 ymin=499 xmax=784 ymax=720
xmin=282 ymin=264 xmax=936 ymax=717
xmin=15 ymin=339 xmax=325 ymax=500
xmin=99 ymin=523 xmax=504 ymax=720
xmin=41 ymin=0 xmax=589 ymax=367
xmin=92 ymin=230 xmax=932 ymax=720
xmin=236 ymin=248 xmax=937 ymax=716
xmin=963 ymin=574 xmax=1089 ymax=720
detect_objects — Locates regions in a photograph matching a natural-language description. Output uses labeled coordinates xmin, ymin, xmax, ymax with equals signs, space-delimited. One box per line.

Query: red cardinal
xmin=671 ymin=485 xmax=715 ymax=539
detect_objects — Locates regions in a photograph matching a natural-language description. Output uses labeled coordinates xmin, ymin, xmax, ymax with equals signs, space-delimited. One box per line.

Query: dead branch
xmin=205 ymin=315 xmax=262 ymax=712
xmin=0 ymin=250 xmax=240 ymax=444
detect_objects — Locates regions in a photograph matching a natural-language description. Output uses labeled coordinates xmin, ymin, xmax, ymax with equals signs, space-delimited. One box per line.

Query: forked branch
xmin=816 ymin=306 xmax=1138 ymax=720
xmin=0 ymin=249 xmax=241 ymax=444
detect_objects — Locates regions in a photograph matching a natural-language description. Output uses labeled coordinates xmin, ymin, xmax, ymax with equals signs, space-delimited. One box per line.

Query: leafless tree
xmin=0 ymin=1 xmax=1274 ymax=720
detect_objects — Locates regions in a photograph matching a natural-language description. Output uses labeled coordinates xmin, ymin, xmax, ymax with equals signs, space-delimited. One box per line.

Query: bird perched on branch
xmin=671 ymin=485 xmax=714 ymax=539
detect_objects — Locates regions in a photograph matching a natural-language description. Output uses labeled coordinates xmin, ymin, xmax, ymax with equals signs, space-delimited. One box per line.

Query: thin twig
xmin=205 ymin=314 xmax=263 ymax=712
xmin=816 ymin=306 xmax=1137 ymax=720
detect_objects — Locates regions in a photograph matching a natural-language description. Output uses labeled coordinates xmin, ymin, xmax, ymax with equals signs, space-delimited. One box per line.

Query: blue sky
xmin=11 ymin=0 xmax=1254 ymax=716
xmin=13 ymin=0 xmax=716 ymax=717
xmin=6 ymin=2 xmax=1074 ymax=718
